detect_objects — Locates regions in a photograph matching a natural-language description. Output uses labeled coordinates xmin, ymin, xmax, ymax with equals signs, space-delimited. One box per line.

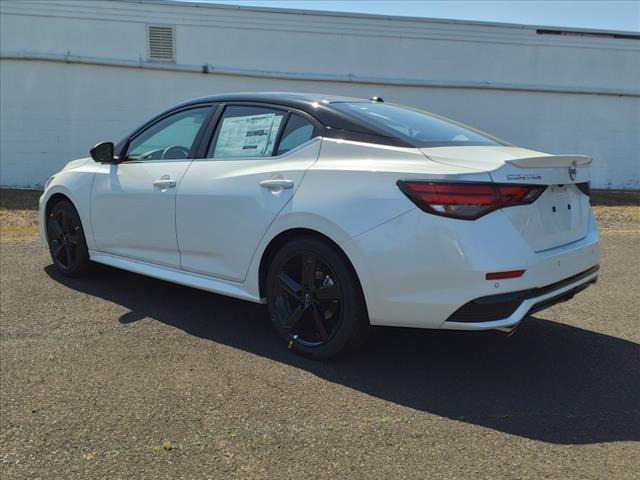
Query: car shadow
xmin=45 ymin=264 xmax=640 ymax=445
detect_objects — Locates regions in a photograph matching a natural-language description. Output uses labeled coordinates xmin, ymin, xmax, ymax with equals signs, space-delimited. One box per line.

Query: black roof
xmin=114 ymin=92 xmax=414 ymax=150
xmin=116 ymin=92 xmax=505 ymax=153
xmin=179 ymin=91 xmax=367 ymax=112
xmin=175 ymin=92 xmax=411 ymax=146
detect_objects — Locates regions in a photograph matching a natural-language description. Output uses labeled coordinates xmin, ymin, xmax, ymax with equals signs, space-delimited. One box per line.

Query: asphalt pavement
xmin=1 ymin=232 xmax=638 ymax=479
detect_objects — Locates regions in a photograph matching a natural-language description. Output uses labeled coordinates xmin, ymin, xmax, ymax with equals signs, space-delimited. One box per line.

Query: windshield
xmin=333 ymin=102 xmax=506 ymax=147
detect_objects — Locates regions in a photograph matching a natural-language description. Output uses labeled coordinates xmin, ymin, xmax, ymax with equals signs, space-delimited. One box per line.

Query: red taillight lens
xmin=397 ymin=181 xmax=545 ymax=220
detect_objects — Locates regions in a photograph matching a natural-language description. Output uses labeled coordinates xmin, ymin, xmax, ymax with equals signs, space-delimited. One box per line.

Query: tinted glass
xmin=208 ymin=106 xmax=286 ymax=158
xmin=333 ymin=102 xmax=504 ymax=147
xmin=276 ymin=114 xmax=315 ymax=155
xmin=126 ymin=107 xmax=209 ymax=160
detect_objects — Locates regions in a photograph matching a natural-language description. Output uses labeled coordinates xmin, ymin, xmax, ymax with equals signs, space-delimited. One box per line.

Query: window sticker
xmin=214 ymin=113 xmax=283 ymax=158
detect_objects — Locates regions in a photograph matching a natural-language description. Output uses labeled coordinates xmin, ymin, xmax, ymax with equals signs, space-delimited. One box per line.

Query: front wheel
xmin=265 ymin=236 xmax=369 ymax=359
xmin=47 ymin=200 xmax=91 ymax=277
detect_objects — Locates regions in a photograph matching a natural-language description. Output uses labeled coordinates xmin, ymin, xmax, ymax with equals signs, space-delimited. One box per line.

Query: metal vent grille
xmin=147 ymin=25 xmax=175 ymax=62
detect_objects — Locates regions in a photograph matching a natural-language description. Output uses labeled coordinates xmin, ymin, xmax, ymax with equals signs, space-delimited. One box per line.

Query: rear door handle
xmin=153 ymin=175 xmax=177 ymax=190
xmin=260 ymin=179 xmax=294 ymax=190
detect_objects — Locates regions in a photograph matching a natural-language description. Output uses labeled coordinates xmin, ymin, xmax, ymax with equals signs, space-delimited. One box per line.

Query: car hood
xmin=62 ymin=157 xmax=92 ymax=171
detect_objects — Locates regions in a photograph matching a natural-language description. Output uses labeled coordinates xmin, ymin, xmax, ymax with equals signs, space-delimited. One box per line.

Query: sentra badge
xmin=506 ymin=173 xmax=542 ymax=181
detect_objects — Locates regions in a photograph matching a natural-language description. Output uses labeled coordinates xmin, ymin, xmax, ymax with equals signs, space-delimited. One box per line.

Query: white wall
xmin=1 ymin=0 xmax=639 ymax=188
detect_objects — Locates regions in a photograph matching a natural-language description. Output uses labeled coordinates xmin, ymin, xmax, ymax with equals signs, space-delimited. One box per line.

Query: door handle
xmin=153 ymin=175 xmax=177 ymax=190
xmin=260 ymin=179 xmax=294 ymax=190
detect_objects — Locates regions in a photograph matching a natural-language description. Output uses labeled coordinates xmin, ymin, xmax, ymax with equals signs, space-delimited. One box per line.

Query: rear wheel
xmin=47 ymin=200 xmax=91 ymax=277
xmin=265 ymin=236 xmax=369 ymax=359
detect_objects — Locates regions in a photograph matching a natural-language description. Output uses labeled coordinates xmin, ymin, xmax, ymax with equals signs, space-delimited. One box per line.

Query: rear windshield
xmin=332 ymin=102 xmax=505 ymax=147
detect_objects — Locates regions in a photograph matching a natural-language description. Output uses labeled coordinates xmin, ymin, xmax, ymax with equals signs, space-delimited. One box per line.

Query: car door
xmin=91 ymin=105 xmax=212 ymax=268
xmin=176 ymin=105 xmax=321 ymax=282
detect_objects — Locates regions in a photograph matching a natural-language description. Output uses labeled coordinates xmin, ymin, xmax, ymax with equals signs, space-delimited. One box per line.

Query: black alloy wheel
xmin=266 ymin=237 xmax=369 ymax=359
xmin=47 ymin=200 xmax=91 ymax=277
xmin=274 ymin=250 xmax=343 ymax=346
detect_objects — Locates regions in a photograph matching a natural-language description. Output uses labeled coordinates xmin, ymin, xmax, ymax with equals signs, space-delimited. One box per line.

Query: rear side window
xmin=276 ymin=114 xmax=315 ymax=155
xmin=208 ymin=106 xmax=286 ymax=158
xmin=333 ymin=102 xmax=505 ymax=147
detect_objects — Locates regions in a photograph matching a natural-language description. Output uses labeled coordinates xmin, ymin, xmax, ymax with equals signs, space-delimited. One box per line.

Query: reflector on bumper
xmin=446 ymin=265 xmax=599 ymax=323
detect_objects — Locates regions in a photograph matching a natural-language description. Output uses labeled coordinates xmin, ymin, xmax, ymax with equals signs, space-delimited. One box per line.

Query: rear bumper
xmin=442 ymin=266 xmax=598 ymax=330
xmin=340 ymin=206 xmax=600 ymax=329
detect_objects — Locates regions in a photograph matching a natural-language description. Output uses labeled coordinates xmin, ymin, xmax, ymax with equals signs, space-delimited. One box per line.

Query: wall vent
xmin=147 ymin=25 xmax=175 ymax=62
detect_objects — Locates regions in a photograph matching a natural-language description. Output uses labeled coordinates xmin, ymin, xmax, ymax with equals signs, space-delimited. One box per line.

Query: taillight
xmin=397 ymin=181 xmax=545 ymax=220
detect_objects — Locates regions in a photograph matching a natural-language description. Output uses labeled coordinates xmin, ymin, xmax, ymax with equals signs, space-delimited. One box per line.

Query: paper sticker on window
xmin=214 ymin=113 xmax=283 ymax=158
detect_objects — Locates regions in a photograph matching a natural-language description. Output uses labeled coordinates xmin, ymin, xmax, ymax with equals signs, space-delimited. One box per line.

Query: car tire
xmin=265 ymin=236 xmax=369 ymax=359
xmin=47 ymin=200 xmax=91 ymax=277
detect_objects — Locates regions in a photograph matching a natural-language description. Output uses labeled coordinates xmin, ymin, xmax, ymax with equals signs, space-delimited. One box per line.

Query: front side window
xmin=333 ymin=102 xmax=505 ymax=147
xmin=126 ymin=107 xmax=210 ymax=160
xmin=276 ymin=114 xmax=315 ymax=155
xmin=208 ymin=106 xmax=286 ymax=158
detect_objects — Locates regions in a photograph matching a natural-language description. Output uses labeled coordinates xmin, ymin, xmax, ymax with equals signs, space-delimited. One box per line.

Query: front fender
xmin=39 ymin=160 xmax=99 ymax=249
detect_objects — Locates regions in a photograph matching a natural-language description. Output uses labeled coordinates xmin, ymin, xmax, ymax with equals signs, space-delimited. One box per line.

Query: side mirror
xmin=90 ymin=141 xmax=115 ymax=163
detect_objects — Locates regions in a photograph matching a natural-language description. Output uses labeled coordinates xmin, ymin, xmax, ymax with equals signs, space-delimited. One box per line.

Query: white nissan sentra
xmin=40 ymin=92 xmax=600 ymax=358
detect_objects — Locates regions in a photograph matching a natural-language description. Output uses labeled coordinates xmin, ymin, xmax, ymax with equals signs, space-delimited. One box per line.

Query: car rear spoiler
xmin=506 ymin=155 xmax=592 ymax=168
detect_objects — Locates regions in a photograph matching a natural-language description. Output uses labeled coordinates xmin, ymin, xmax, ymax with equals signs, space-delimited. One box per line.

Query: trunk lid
xmin=421 ymin=146 xmax=592 ymax=252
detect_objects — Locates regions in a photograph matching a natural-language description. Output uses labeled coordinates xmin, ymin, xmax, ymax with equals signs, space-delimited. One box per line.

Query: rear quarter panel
xmin=243 ymin=138 xmax=491 ymax=298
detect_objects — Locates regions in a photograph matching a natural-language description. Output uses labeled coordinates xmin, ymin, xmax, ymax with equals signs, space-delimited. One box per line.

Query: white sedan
xmin=40 ymin=93 xmax=600 ymax=358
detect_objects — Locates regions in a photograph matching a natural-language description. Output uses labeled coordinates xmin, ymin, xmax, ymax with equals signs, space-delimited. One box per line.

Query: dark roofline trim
xmin=177 ymin=94 xmax=415 ymax=147
xmin=114 ymin=92 xmax=414 ymax=154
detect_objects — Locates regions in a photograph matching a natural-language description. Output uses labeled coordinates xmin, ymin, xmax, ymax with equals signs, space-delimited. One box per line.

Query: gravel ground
xmin=1 ymin=205 xmax=639 ymax=479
